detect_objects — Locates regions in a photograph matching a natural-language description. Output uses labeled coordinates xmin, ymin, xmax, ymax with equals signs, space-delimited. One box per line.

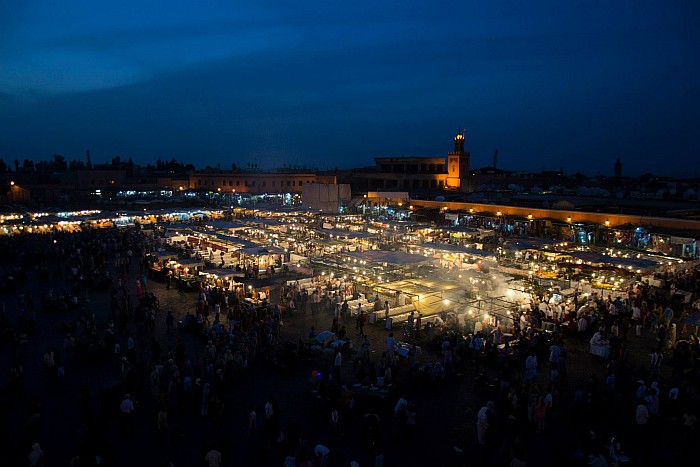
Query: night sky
xmin=1 ymin=1 xmax=698 ymax=176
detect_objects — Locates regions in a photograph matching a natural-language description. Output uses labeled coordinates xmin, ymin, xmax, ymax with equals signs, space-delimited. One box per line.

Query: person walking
xmin=119 ymin=394 xmax=135 ymax=435
xmin=248 ymin=406 xmax=257 ymax=436
xmin=28 ymin=443 xmax=44 ymax=467
xmin=166 ymin=311 xmax=174 ymax=335
xmin=477 ymin=401 xmax=494 ymax=445
xmin=525 ymin=352 xmax=538 ymax=382
xmin=358 ymin=311 xmax=367 ymax=338
xmin=333 ymin=349 xmax=343 ymax=385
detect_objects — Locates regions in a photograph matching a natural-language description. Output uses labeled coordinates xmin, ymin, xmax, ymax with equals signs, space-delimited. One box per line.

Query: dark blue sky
xmin=1 ymin=1 xmax=698 ymax=176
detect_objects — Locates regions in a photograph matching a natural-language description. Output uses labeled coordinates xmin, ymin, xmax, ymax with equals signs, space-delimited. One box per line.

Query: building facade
xmin=350 ymin=132 xmax=471 ymax=192
xmin=187 ymin=171 xmax=336 ymax=194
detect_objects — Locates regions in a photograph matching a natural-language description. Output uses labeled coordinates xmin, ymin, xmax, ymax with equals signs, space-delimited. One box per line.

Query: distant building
xmin=187 ymin=171 xmax=336 ymax=194
xmin=614 ymin=158 xmax=622 ymax=177
xmin=350 ymin=132 xmax=471 ymax=192
xmin=302 ymin=183 xmax=352 ymax=212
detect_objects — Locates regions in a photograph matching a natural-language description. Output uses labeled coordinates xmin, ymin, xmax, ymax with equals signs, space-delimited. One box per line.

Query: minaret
xmin=86 ymin=149 xmax=92 ymax=169
xmin=454 ymin=132 xmax=464 ymax=153
xmin=446 ymin=131 xmax=470 ymax=191
xmin=614 ymin=158 xmax=622 ymax=177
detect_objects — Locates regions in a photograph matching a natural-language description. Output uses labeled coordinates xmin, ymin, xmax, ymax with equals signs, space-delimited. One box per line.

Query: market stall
xmin=171 ymin=258 xmax=205 ymax=291
xmin=415 ymin=242 xmax=497 ymax=270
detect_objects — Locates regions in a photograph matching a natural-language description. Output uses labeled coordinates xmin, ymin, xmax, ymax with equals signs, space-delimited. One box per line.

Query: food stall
xmin=172 ymin=258 xmax=205 ymax=291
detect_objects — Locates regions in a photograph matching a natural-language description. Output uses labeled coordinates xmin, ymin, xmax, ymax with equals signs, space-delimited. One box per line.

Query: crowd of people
xmin=2 ymin=223 xmax=700 ymax=466
xmin=434 ymin=265 xmax=700 ymax=466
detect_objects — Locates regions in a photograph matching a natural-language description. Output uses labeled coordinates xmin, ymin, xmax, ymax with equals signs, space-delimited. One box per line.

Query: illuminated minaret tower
xmin=446 ymin=130 xmax=470 ymax=191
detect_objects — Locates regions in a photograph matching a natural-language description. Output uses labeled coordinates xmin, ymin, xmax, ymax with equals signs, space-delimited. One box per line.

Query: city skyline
xmin=1 ymin=1 xmax=698 ymax=176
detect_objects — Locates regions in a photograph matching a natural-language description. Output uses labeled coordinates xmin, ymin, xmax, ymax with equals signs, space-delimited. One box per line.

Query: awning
xmin=344 ymin=250 xmax=431 ymax=266
xmin=177 ymin=258 xmax=204 ymax=267
xmin=565 ymin=251 xmax=657 ymax=270
xmin=418 ymin=242 xmax=497 ymax=259
xmin=239 ymin=246 xmax=286 ymax=256
xmin=314 ymin=228 xmax=374 ymax=239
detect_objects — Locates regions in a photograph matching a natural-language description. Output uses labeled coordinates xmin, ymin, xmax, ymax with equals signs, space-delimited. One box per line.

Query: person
xmin=394 ymin=397 xmax=408 ymax=417
xmin=534 ymin=396 xmax=547 ymax=433
xmin=525 ymin=352 xmax=537 ymax=381
xmin=405 ymin=404 xmax=417 ymax=443
xmin=314 ymin=444 xmax=330 ymax=467
xmin=248 ymin=406 xmax=257 ymax=435
xmin=657 ymin=323 xmax=667 ymax=350
xmin=663 ymin=305 xmax=674 ymax=326
xmin=330 ymin=407 xmax=340 ymax=437
xmin=384 ymin=301 xmax=390 ymax=321
xmin=204 ymin=448 xmax=222 ymax=467
xmin=265 ymin=396 xmax=274 ymax=421
xmin=589 ymin=329 xmax=609 ymax=359
xmin=157 ymin=405 xmax=168 ymax=445
xmin=635 ymin=401 xmax=649 ymax=445
xmin=334 ymin=349 xmax=343 ymax=384
xmin=577 ymin=314 xmax=588 ymax=341
xmin=28 ymin=443 xmax=44 ymax=467
xmin=385 ymin=333 xmax=397 ymax=362
xmin=632 ymin=304 xmax=642 ymax=337
xmin=334 ymin=303 xmax=341 ymax=320
xmin=341 ymin=300 xmax=349 ymax=323
xmin=119 ymin=394 xmax=135 ymax=434
xmin=358 ymin=311 xmax=367 ymax=338
xmin=166 ymin=311 xmax=174 ymax=335
xmin=309 ymin=326 xmax=316 ymax=339
xmin=477 ymin=401 xmax=494 ymax=445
